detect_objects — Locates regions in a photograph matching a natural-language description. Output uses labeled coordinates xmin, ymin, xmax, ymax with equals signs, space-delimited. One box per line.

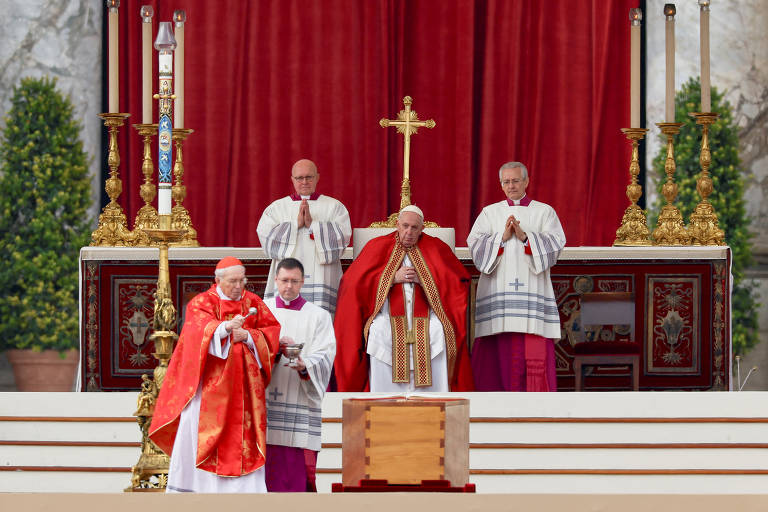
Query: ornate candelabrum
xmin=126 ymin=215 xmax=184 ymax=491
xmin=132 ymin=123 xmax=159 ymax=246
xmin=170 ymin=128 xmax=199 ymax=246
xmin=652 ymin=122 xmax=690 ymax=245
xmin=614 ymin=128 xmax=651 ymax=246
xmin=688 ymin=112 xmax=725 ymax=245
xmin=91 ymin=113 xmax=136 ymax=246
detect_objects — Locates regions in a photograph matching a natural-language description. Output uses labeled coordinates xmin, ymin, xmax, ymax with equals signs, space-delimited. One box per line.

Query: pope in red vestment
xmin=334 ymin=206 xmax=474 ymax=392
xmin=150 ymin=257 xmax=280 ymax=482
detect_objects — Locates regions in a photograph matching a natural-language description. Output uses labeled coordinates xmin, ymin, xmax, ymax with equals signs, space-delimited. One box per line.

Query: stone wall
xmin=0 ymin=0 xmax=102 ymax=219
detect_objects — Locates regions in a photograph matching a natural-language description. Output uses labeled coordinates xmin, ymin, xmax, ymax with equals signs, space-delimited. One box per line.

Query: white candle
xmin=141 ymin=6 xmax=153 ymax=123
xmin=699 ymin=0 xmax=711 ymax=112
xmin=630 ymin=8 xmax=642 ymax=127
xmin=174 ymin=10 xmax=186 ymax=128
xmin=664 ymin=4 xmax=676 ymax=122
xmin=107 ymin=0 xmax=119 ymax=113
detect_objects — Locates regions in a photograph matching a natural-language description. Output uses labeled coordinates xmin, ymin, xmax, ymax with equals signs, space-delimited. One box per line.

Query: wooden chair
xmin=573 ymin=292 xmax=640 ymax=391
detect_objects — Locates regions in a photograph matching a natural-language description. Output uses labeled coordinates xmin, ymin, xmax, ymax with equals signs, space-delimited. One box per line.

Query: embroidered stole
xmin=362 ymin=241 xmax=457 ymax=387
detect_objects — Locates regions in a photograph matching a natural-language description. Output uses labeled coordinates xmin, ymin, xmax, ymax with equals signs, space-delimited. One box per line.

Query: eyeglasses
xmin=277 ymin=278 xmax=303 ymax=285
xmin=501 ymin=179 xmax=524 ymax=186
xmin=292 ymin=175 xmax=317 ymax=182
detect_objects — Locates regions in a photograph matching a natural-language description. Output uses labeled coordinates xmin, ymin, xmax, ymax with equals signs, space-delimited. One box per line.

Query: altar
xmin=78 ymin=245 xmax=730 ymax=392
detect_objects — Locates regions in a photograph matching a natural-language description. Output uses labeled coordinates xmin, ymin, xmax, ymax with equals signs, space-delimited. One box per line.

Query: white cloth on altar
xmin=166 ymin=286 xmax=265 ymax=494
xmin=366 ymin=253 xmax=448 ymax=392
xmin=257 ymin=194 xmax=351 ymax=314
xmin=264 ymin=296 xmax=336 ymax=451
xmin=467 ymin=199 xmax=566 ymax=340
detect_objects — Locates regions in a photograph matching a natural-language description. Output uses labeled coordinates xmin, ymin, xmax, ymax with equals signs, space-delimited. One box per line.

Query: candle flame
xmin=663 ymin=4 xmax=676 ymax=17
xmin=629 ymin=8 xmax=642 ymax=23
xmin=106 ymin=0 xmax=119 ymax=8
xmin=140 ymin=5 xmax=154 ymax=19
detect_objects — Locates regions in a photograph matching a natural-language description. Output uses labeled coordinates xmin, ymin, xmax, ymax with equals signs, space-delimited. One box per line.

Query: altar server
xmin=467 ymin=162 xmax=566 ymax=391
xmin=150 ymin=257 xmax=280 ymax=492
xmin=263 ymin=258 xmax=336 ymax=492
xmin=257 ymin=159 xmax=351 ymax=314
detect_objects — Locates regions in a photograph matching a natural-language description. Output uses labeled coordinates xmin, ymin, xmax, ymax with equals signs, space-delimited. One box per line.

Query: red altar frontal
xmin=78 ymin=246 xmax=731 ymax=392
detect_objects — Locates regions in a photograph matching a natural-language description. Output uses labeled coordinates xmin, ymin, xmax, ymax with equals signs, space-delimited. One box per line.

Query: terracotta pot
xmin=6 ymin=349 xmax=79 ymax=392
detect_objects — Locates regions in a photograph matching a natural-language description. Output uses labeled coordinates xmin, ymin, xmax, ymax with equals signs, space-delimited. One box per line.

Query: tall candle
xmin=107 ymin=0 xmax=119 ymax=113
xmin=141 ymin=6 xmax=154 ymax=123
xmin=174 ymin=10 xmax=186 ymax=128
xmin=155 ymin=22 xmax=177 ymax=217
xmin=630 ymin=8 xmax=642 ymax=127
xmin=664 ymin=4 xmax=676 ymax=122
xmin=699 ymin=0 xmax=711 ymax=112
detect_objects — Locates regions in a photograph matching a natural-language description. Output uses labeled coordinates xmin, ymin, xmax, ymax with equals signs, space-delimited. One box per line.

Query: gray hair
xmin=498 ymin=161 xmax=528 ymax=181
xmin=214 ymin=264 xmax=246 ymax=279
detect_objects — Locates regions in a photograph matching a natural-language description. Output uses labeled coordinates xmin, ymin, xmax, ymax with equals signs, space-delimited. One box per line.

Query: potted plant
xmin=0 ymin=77 xmax=93 ymax=391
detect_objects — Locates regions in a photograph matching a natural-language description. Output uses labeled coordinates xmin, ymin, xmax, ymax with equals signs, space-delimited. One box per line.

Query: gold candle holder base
xmin=652 ymin=122 xmax=690 ymax=245
xmin=688 ymin=112 xmax=725 ymax=246
xmin=131 ymin=123 xmax=160 ymax=247
xmin=614 ymin=127 xmax=651 ymax=246
xmin=170 ymin=128 xmax=199 ymax=247
xmin=92 ymin=113 xmax=136 ymax=246
xmin=126 ymin=219 xmax=185 ymax=492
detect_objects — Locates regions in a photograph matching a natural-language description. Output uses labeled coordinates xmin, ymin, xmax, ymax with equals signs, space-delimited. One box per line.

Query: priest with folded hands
xmin=334 ymin=205 xmax=473 ymax=392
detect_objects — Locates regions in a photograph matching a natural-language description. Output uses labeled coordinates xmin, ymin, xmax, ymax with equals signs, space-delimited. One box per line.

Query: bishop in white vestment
xmin=263 ymin=258 xmax=336 ymax=492
xmin=257 ymin=159 xmax=351 ymax=314
xmin=467 ymin=162 xmax=565 ymax=391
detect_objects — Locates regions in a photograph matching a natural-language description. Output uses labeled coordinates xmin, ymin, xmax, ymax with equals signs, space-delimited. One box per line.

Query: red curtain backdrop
xmin=113 ymin=0 xmax=637 ymax=248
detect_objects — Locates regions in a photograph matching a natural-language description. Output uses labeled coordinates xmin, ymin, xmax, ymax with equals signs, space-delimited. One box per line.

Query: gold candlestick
xmin=170 ymin=128 xmax=199 ymax=246
xmin=132 ymin=123 xmax=159 ymax=246
xmin=652 ymin=122 xmax=690 ymax=245
xmin=126 ymin=216 xmax=184 ymax=492
xmin=688 ymin=112 xmax=725 ymax=245
xmin=614 ymin=128 xmax=651 ymax=246
xmin=91 ymin=112 xmax=136 ymax=246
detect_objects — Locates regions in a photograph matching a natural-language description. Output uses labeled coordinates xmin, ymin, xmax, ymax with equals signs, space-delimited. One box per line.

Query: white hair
xmin=215 ymin=264 xmax=246 ymax=279
xmin=498 ymin=161 xmax=529 ymax=181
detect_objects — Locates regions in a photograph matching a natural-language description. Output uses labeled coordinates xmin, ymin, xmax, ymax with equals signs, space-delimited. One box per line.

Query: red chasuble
xmin=149 ymin=285 xmax=281 ymax=476
xmin=334 ymin=232 xmax=474 ymax=391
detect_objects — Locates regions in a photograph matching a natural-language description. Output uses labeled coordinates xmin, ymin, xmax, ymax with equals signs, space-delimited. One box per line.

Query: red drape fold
xmin=114 ymin=0 xmax=636 ymax=247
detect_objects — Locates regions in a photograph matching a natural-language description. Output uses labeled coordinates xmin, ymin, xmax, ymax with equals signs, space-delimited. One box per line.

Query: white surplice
xmin=257 ymin=195 xmax=351 ymax=314
xmin=264 ymin=296 xmax=336 ymax=451
xmin=166 ymin=286 xmax=266 ymax=493
xmin=467 ymin=199 xmax=566 ymax=340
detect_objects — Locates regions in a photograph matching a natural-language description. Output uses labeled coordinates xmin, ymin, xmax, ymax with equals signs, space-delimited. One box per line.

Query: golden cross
xmin=380 ymin=96 xmax=436 ymax=210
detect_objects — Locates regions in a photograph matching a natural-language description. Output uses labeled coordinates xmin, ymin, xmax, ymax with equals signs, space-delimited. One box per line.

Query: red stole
xmin=149 ymin=286 xmax=281 ymax=476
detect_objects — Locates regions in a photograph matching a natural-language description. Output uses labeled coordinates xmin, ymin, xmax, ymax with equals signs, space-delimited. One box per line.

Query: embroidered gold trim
xmin=408 ymin=245 xmax=457 ymax=384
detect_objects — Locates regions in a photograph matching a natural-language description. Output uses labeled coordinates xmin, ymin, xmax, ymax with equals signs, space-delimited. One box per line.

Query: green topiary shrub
xmin=0 ymin=76 xmax=93 ymax=353
xmin=649 ymin=77 xmax=759 ymax=356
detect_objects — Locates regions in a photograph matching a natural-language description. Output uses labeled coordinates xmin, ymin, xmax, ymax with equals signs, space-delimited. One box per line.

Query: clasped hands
xmin=502 ymin=214 xmax=527 ymax=243
xmin=394 ymin=265 xmax=420 ymax=285
xmin=297 ymin=199 xmax=313 ymax=228
xmin=224 ymin=314 xmax=249 ymax=343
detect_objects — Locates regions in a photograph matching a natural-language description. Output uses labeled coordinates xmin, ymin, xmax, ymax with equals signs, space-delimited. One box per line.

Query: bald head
xmin=291 ymin=159 xmax=319 ymax=196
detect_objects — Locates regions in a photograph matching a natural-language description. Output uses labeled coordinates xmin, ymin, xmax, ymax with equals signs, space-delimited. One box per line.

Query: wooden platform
xmin=3 ymin=391 xmax=768 ymax=494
